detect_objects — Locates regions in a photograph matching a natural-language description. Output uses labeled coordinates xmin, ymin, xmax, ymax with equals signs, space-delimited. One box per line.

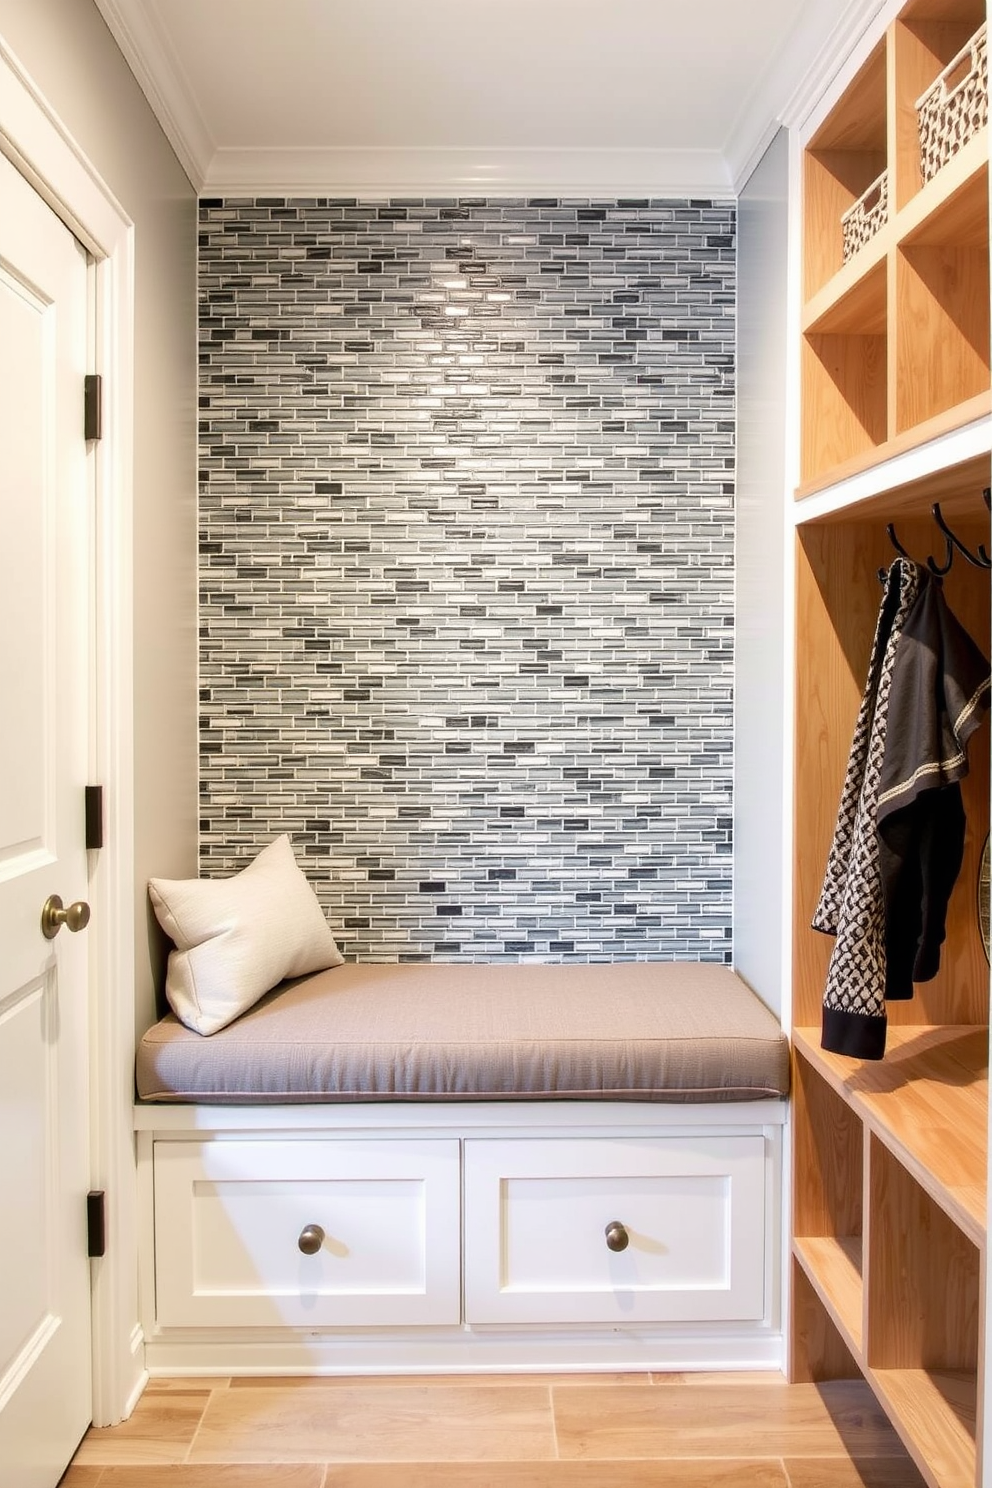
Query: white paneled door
xmin=0 ymin=151 xmax=93 ymax=1484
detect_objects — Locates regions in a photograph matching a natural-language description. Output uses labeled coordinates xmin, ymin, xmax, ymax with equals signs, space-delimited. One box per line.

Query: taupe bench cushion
xmin=136 ymin=961 xmax=789 ymax=1105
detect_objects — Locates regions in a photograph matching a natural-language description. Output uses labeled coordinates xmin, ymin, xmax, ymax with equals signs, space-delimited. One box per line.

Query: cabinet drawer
xmin=463 ymin=1136 xmax=766 ymax=1324
xmin=153 ymin=1138 xmax=460 ymax=1328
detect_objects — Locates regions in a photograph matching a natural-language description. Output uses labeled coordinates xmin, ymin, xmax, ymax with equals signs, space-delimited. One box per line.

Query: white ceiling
xmin=94 ymin=0 xmax=880 ymax=196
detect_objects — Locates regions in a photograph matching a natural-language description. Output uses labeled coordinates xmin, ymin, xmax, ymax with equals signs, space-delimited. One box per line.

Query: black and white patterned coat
xmin=814 ymin=558 xmax=990 ymax=1060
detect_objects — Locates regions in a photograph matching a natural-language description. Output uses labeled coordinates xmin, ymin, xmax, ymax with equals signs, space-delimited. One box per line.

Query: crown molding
xmin=92 ymin=0 xmax=212 ymax=188
xmin=780 ymin=0 xmax=890 ymax=131
xmin=93 ymin=0 xmax=886 ymax=202
xmin=727 ymin=0 xmax=885 ymax=192
xmin=202 ymin=145 xmax=734 ymax=200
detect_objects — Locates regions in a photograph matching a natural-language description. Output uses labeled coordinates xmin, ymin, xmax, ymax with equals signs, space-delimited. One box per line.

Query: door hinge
xmin=84 ymin=374 xmax=102 ymax=441
xmin=85 ymin=784 xmax=104 ymax=850
xmin=87 ymin=1190 xmax=106 ymax=1258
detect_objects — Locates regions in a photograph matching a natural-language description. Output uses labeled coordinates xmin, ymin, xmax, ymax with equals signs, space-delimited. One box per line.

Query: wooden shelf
xmin=803 ymin=235 xmax=891 ymax=335
xmin=795 ymin=418 xmax=991 ymax=505
xmin=894 ymin=0 xmax=987 ymax=213
xmin=794 ymin=1028 xmax=988 ymax=1246
xmin=897 ymin=128 xmax=989 ymax=248
xmin=804 ymin=39 xmax=887 ymax=300
xmin=872 ymin=1369 xmax=977 ymax=1488
xmin=792 ymin=1041 xmax=984 ymax=1488
xmin=792 ymin=504 xmax=991 ymax=1043
xmin=794 ymin=1234 xmax=863 ymax=1350
xmin=800 ymin=2 xmax=989 ymax=491
xmin=791 ymin=6 xmax=991 ymax=1483
xmin=802 ymin=127 xmax=986 ymax=337
xmin=793 ymin=1252 xmax=979 ymax=1488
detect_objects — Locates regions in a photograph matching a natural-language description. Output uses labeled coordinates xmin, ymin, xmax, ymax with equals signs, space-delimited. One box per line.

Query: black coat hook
xmin=885 ymin=523 xmax=911 ymax=560
xmin=928 ymin=533 xmax=954 ymax=575
xmin=883 ymin=522 xmax=952 ymax=576
xmin=877 ymin=525 xmax=916 ymax=584
xmin=879 ymin=494 xmax=992 ymax=582
xmin=932 ymin=503 xmax=992 ymax=570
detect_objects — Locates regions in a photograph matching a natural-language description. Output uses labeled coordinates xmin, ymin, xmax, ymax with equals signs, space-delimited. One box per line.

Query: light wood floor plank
xmin=650 ymin=1371 xmax=789 ymax=1387
xmin=784 ymin=1459 xmax=928 ymax=1487
xmin=144 ymin=1377 xmax=232 ymax=1394
xmin=552 ymin=1380 xmax=907 ymax=1460
xmin=321 ymin=1461 xmax=790 ymax=1485
xmin=73 ymin=1392 xmax=211 ymax=1466
xmin=65 ymin=1372 xmax=929 ymax=1484
xmin=189 ymin=1383 xmax=557 ymax=1464
xmin=225 ymin=1372 xmax=650 ymax=1390
xmin=95 ymin=1469 xmax=324 ymax=1487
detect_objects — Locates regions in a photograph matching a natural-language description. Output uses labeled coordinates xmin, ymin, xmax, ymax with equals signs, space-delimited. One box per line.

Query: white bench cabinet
xmin=135 ymin=1101 xmax=785 ymax=1375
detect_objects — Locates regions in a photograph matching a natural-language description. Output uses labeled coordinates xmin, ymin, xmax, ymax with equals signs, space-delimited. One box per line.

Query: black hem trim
xmin=822 ymin=1006 xmax=887 ymax=1060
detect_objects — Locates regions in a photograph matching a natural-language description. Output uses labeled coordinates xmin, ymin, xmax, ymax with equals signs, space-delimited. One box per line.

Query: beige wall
xmin=0 ymin=0 xmax=198 ymax=1034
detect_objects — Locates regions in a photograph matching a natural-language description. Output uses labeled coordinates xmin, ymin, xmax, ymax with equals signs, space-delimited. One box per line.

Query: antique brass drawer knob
xmin=297 ymin=1224 xmax=325 ymax=1255
xmin=604 ymin=1220 xmax=629 ymax=1252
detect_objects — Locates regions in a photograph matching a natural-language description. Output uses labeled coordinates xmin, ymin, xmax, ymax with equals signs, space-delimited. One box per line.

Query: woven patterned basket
xmin=841 ymin=170 xmax=888 ymax=262
xmin=916 ymin=22 xmax=987 ymax=184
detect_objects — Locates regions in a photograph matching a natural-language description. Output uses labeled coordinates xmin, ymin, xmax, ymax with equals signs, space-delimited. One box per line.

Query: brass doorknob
xmin=605 ymin=1220 xmax=629 ymax=1252
xmin=298 ymin=1224 xmax=325 ymax=1255
xmin=41 ymin=895 xmax=91 ymax=940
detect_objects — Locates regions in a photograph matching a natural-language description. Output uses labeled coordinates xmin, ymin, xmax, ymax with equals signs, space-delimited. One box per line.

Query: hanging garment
xmin=814 ymin=559 xmax=990 ymax=1059
xmin=876 ymin=573 xmax=991 ymax=1001
xmin=812 ymin=558 xmax=923 ymax=1059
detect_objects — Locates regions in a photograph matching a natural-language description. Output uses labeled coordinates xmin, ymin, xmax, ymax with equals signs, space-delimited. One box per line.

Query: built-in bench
xmin=136 ymin=960 xmax=789 ymax=1104
xmin=133 ymin=961 xmax=790 ymax=1376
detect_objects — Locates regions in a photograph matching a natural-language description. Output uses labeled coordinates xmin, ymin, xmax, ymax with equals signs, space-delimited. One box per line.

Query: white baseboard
xmin=142 ymin=1324 xmax=785 ymax=1377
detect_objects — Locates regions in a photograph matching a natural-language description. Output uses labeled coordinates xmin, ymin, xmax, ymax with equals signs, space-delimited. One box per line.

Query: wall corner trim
xmin=726 ymin=0 xmax=887 ymax=193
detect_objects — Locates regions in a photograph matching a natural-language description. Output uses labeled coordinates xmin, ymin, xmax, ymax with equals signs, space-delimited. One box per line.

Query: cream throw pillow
xmin=148 ymin=835 xmax=344 ymax=1035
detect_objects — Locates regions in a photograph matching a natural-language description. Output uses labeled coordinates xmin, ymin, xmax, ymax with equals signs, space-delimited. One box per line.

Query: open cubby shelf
xmin=792 ymin=51 xmax=991 ymax=1470
xmin=793 ymin=1063 xmax=983 ymax=1488
xmin=794 ymin=1027 xmax=987 ymax=1246
xmin=790 ymin=483 xmax=991 ymax=1488
xmin=800 ymin=0 xmax=989 ymax=493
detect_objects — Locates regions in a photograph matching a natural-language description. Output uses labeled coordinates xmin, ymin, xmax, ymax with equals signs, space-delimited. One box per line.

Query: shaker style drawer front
xmin=463 ymin=1136 xmax=766 ymax=1325
xmin=153 ymin=1138 xmax=461 ymax=1329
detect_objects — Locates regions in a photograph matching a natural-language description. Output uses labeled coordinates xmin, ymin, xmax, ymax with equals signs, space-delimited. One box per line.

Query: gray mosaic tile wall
xmin=198 ymin=197 xmax=735 ymax=962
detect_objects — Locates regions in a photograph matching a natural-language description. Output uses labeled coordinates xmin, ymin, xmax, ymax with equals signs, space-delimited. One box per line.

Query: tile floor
xmin=59 ymin=1371 xmax=929 ymax=1486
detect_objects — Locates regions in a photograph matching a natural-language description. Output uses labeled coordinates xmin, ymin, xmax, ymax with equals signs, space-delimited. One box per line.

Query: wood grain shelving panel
xmin=797 ymin=445 xmax=992 ymax=520
xmin=793 ymin=1235 xmax=863 ymax=1350
xmin=792 ymin=4 xmax=991 ymax=1479
xmin=803 ymin=239 xmax=890 ymax=334
xmin=793 ymin=1256 xmax=981 ymax=1488
xmin=897 ymin=129 xmax=989 ymax=248
xmin=867 ymin=1135 xmax=981 ymax=1373
xmin=791 ymin=513 xmax=990 ymax=1031
xmin=801 ymin=123 xmax=986 ymax=338
xmin=895 ymin=239 xmax=990 ymax=432
xmin=794 ymin=394 xmax=991 ymax=498
xmin=790 ymin=1255 xmax=863 ymax=1384
xmin=800 ymin=7 xmax=988 ymax=492
xmin=794 ymin=1027 xmax=988 ymax=1246
xmin=894 ymin=13 xmax=986 ymax=211
xmin=870 ymin=1368 xmax=977 ymax=1488
xmin=804 ymin=39 xmax=887 ymax=299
